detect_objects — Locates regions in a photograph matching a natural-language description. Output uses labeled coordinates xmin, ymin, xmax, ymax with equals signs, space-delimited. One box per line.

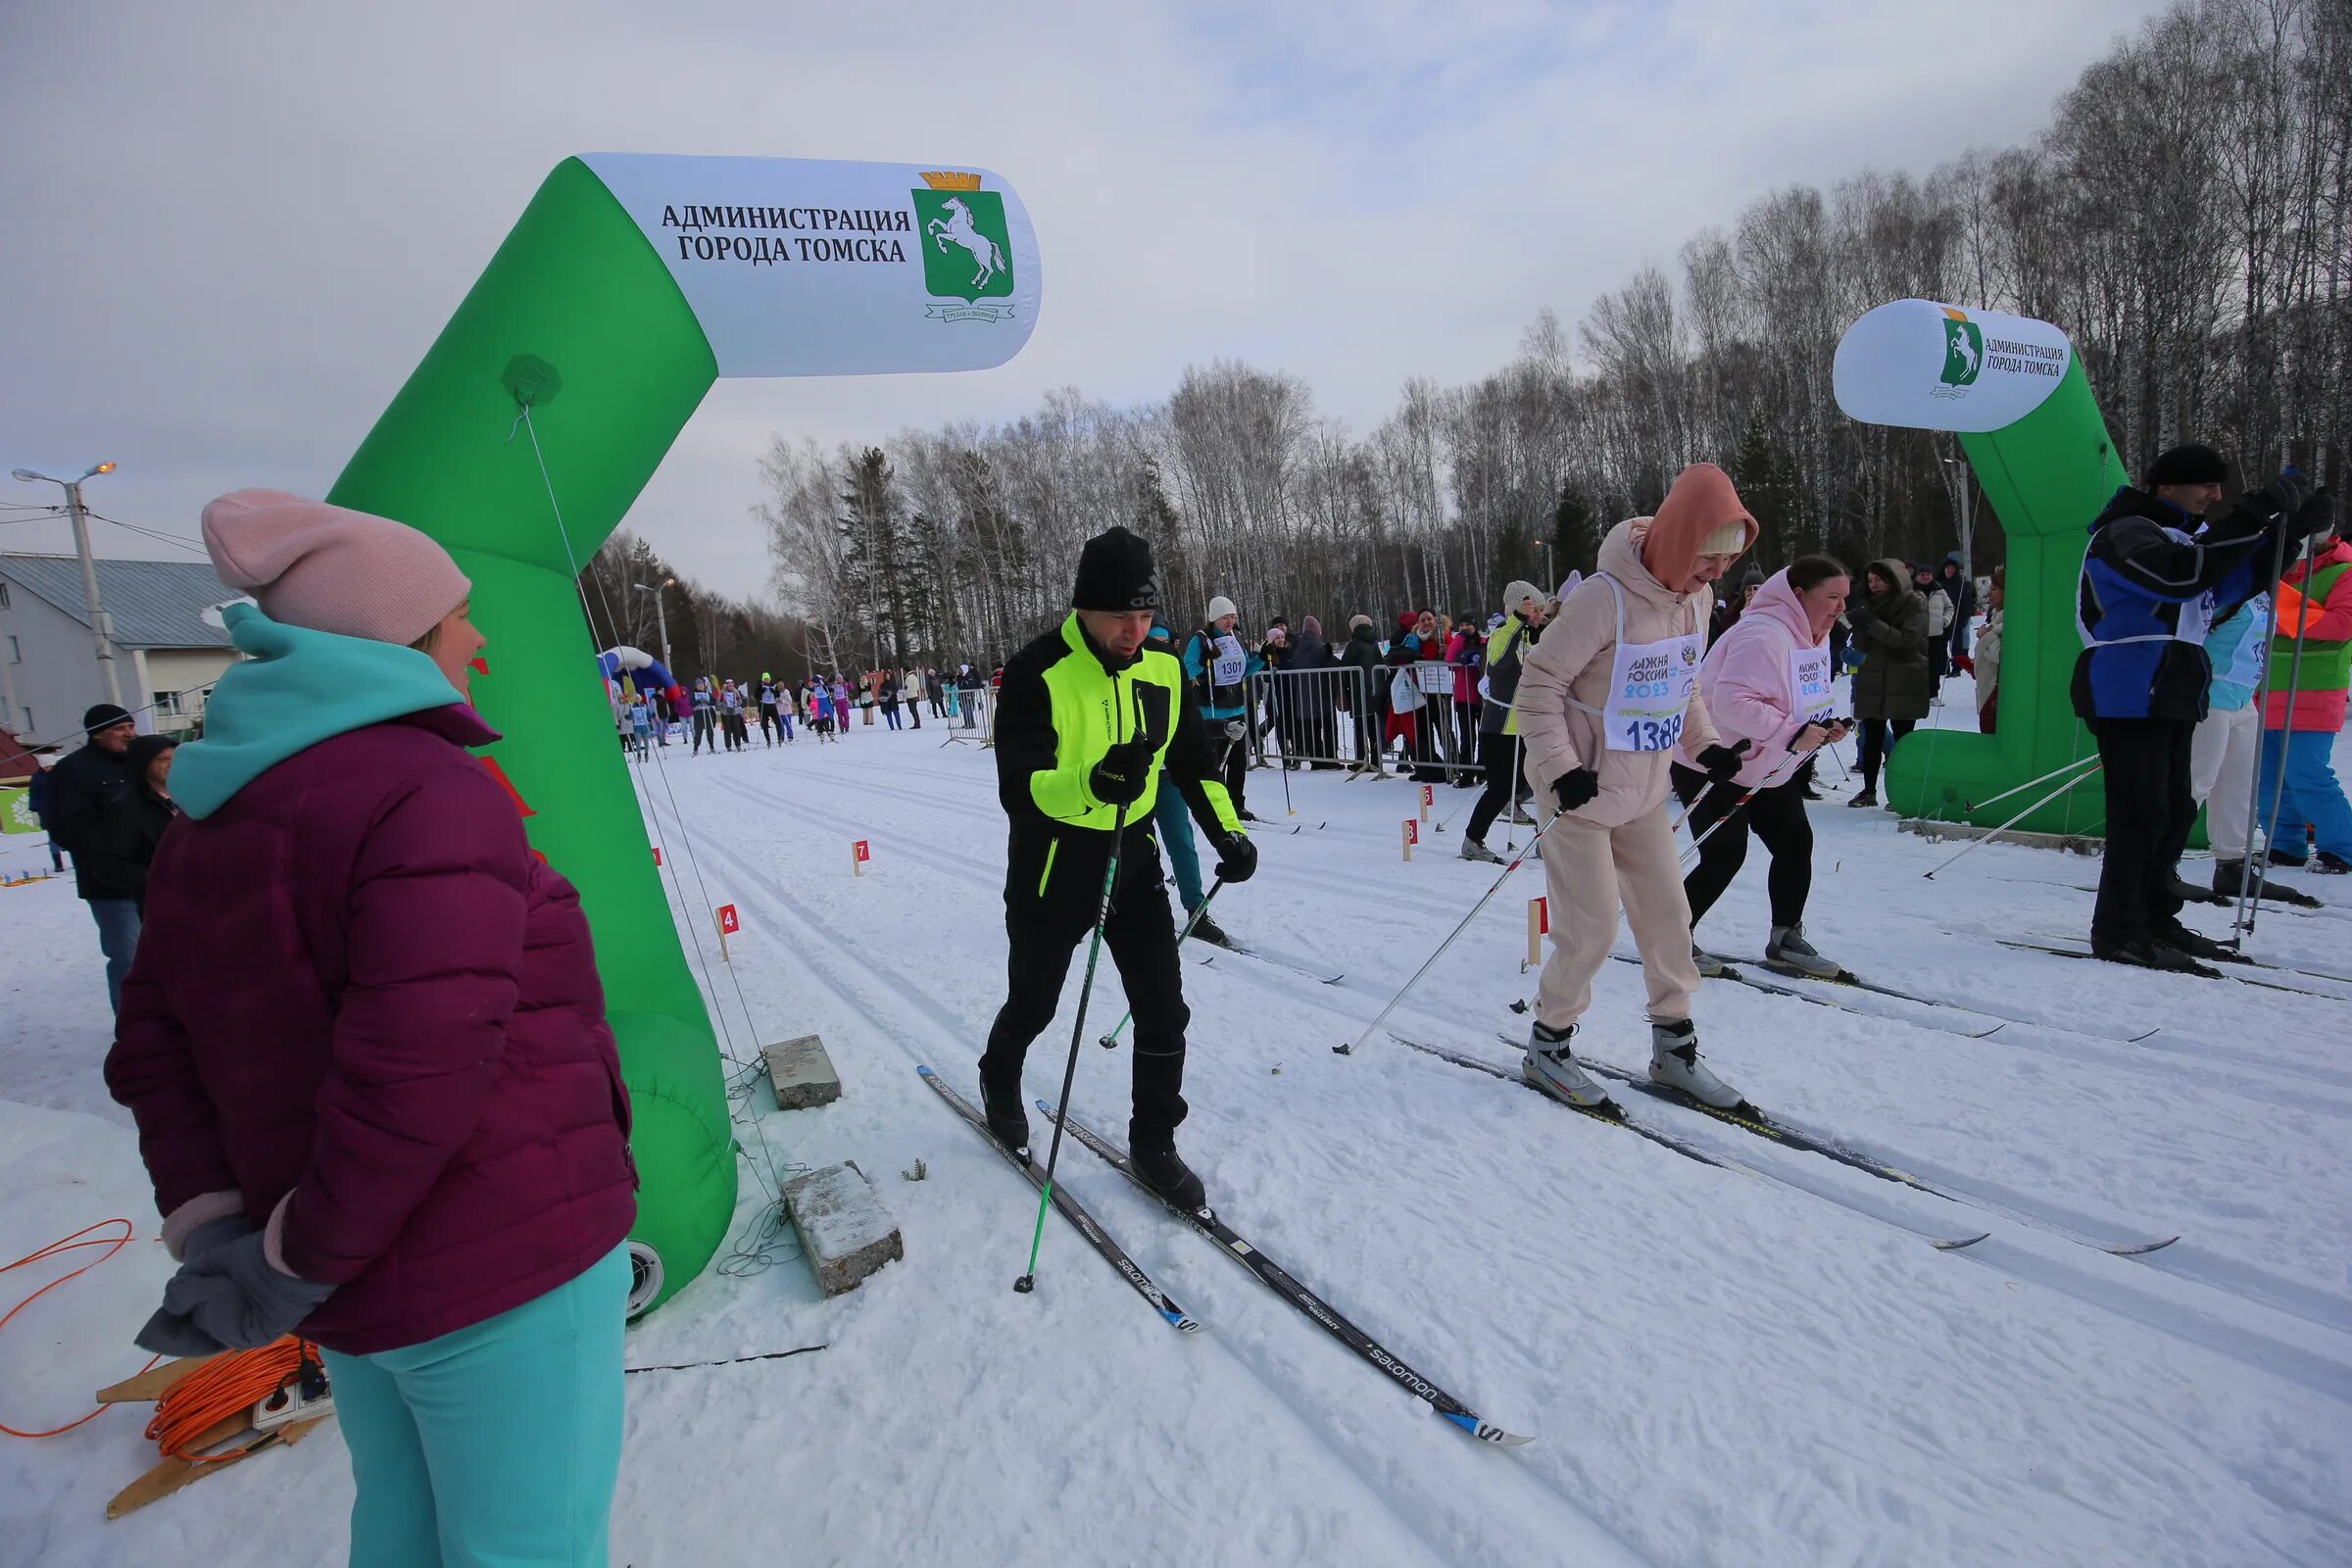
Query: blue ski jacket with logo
xmin=2071 ymin=486 xmax=2291 ymax=724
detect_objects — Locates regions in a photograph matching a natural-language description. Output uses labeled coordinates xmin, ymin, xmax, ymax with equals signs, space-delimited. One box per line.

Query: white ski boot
xmin=1648 ymin=1019 xmax=1745 ymax=1110
xmin=1523 ymin=1021 xmax=1615 ymax=1111
xmin=1764 ymin=924 xmax=1841 ymax=980
xmin=1690 ymin=942 xmax=1727 ymax=979
xmin=1459 ymin=838 xmax=1504 ymax=864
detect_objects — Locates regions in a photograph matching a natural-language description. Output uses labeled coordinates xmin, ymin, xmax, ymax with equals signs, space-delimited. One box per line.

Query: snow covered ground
xmin=5 ymin=703 xmax=2350 ymax=1568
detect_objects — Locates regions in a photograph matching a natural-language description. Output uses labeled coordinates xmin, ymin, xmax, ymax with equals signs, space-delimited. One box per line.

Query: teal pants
xmin=318 ymin=1245 xmax=629 ymax=1568
xmin=1152 ymin=783 xmax=1204 ymax=910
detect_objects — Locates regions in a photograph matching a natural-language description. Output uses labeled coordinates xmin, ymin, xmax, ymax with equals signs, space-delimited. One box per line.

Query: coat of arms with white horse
xmin=912 ymin=171 xmax=1018 ymax=319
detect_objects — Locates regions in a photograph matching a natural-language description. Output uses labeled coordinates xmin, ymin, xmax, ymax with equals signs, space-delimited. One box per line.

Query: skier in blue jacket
xmin=1182 ymin=595 xmax=1263 ymax=822
xmin=2072 ymin=444 xmax=2331 ymax=971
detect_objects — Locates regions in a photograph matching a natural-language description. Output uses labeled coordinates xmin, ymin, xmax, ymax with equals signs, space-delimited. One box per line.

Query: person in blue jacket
xmin=2072 ymin=444 xmax=2331 ymax=971
xmin=1182 ymin=595 xmax=1263 ymax=822
xmin=1148 ymin=620 xmax=1233 ymax=949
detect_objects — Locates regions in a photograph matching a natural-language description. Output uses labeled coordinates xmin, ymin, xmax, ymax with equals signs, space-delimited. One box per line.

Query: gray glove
xmin=1223 ymin=719 xmax=1246 ymax=742
xmin=138 ymin=1231 xmax=334 ymax=1353
xmin=132 ymin=1213 xmax=262 ymax=1357
xmin=180 ymin=1211 xmax=257 ymax=1264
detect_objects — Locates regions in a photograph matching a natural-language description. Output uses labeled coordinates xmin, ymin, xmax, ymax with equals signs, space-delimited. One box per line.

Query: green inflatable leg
xmin=1885 ymin=361 xmax=2129 ymax=836
xmin=326 ymin=158 xmax=733 ymax=1314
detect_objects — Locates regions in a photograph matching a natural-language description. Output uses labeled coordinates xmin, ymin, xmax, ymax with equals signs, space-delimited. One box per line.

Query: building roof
xmin=0 ymin=555 xmax=236 ymax=650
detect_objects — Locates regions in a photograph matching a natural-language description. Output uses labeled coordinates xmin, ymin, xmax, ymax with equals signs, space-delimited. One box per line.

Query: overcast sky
xmin=3 ymin=0 xmax=2169 ymax=591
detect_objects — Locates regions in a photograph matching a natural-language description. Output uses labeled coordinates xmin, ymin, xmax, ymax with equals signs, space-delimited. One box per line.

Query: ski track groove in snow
xmin=649 ymin=785 xmax=1659 ymax=1568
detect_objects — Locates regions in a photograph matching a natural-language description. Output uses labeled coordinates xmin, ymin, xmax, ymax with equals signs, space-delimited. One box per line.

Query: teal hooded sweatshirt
xmin=171 ymin=604 xmax=467 ymax=820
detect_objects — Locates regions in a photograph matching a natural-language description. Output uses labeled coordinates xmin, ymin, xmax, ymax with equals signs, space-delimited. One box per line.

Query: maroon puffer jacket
xmin=105 ymin=707 xmax=636 ymax=1354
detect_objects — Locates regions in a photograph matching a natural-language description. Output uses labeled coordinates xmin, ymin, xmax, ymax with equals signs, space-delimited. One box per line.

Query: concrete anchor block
xmin=782 ymin=1162 xmax=904 ymax=1297
xmin=764 ymin=1034 xmax=843 ymax=1109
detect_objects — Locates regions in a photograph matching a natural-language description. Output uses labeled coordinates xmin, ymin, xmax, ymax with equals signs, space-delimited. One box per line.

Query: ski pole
xmin=2229 ymin=524 xmax=2296 ymax=940
xmin=1676 ymin=745 xmax=1819 ymax=870
xmin=1959 ymin=751 xmax=2101 ymax=815
xmin=1921 ymin=761 xmax=2104 ymax=880
xmin=2246 ymin=530 xmax=2321 ymax=941
xmin=1668 ymin=779 xmax=1718 ymax=835
xmin=1099 ymin=878 xmax=1226 ymax=1050
xmin=1336 ymin=806 xmax=1562 ymax=1056
xmin=1504 ymin=731 xmax=1526 ymax=854
xmin=1277 ymin=706 xmax=1296 ymax=818
xmin=1015 ymin=750 xmax=1140 ymax=1297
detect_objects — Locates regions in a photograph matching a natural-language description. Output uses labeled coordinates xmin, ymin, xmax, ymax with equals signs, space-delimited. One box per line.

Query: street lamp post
xmin=632 ymin=577 xmax=674 ymax=672
xmin=11 ymin=462 xmax=125 ymax=714
xmin=1939 ymin=453 xmax=1975 ymax=586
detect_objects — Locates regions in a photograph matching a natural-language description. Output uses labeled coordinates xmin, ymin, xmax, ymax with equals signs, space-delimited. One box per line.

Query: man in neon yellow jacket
xmin=978 ymin=527 xmax=1253 ymax=1209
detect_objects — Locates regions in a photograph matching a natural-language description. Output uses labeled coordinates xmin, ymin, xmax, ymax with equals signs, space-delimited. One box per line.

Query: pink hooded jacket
xmin=1674 ymin=567 xmax=1832 ymax=789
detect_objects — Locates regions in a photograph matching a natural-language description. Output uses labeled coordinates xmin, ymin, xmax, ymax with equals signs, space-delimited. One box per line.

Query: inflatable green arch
xmin=326 ymin=154 xmax=1041 ymax=1313
xmin=1834 ymin=301 xmax=2118 ymax=836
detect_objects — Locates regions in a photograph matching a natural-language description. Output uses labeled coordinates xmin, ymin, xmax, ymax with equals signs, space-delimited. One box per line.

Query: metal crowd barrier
xmin=1243 ymin=662 xmax=1486 ymax=780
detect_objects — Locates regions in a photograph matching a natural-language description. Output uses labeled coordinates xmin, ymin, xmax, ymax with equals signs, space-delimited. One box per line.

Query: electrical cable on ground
xmin=1 ymin=1220 xmax=157 ymax=1439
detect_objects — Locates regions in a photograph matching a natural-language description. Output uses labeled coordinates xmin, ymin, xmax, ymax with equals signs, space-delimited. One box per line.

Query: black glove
xmin=2294 ymin=487 xmax=2337 ymax=541
xmin=1552 ymin=767 xmax=1599 ymax=813
xmin=1211 ymin=831 xmax=1257 ymax=884
xmin=1693 ymin=741 xmax=1749 ymax=782
xmin=2251 ymin=471 xmax=2311 ymax=520
xmin=137 ymin=1230 xmax=334 ymax=1354
xmin=1088 ymin=740 xmax=1153 ymax=807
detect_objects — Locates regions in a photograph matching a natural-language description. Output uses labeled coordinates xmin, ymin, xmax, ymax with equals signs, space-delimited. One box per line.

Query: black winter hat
xmin=82 ymin=703 xmax=133 ymax=734
xmin=1071 ymin=526 xmax=1158 ymax=612
xmin=2147 ymin=444 xmax=2228 ymax=487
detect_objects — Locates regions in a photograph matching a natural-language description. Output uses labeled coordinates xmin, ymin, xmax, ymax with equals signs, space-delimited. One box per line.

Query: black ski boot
xmin=979 ymin=1074 xmax=1031 ymax=1154
xmin=2091 ymin=936 xmax=2220 ymax=978
xmin=2213 ymin=857 xmax=2324 ymax=907
xmin=1131 ymin=1141 xmax=1207 ymax=1211
xmin=2155 ymin=921 xmax=2237 ymax=964
xmin=2163 ymin=869 xmax=2227 ymax=907
xmin=1189 ymin=911 xmax=1237 ymax=950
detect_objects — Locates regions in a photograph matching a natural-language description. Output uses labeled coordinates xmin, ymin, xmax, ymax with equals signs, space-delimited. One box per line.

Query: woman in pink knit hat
xmin=106 ymin=489 xmax=635 ymax=1568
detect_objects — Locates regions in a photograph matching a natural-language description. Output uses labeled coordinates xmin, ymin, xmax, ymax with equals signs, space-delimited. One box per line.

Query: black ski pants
xmin=759 ymin=704 xmax=779 ymax=744
xmin=1465 ymin=729 xmax=1530 ymax=845
xmin=691 ymin=711 xmax=716 ymax=754
xmin=1673 ymin=762 xmax=1813 ymax=932
xmin=1855 ymin=717 xmax=1914 ymax=793
xmin=981 ymin=822 xmax=1191 ymax=1148
xmin=1211 ymin=723 xmax=1249 ymax=817
xmin=2091 ymin=716 xmax=2195 ymax=949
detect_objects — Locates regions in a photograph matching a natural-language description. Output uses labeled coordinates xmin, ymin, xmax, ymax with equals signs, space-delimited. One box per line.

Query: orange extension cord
xmin=5 ymin=1219 xmax=311 ymax=1458
xmin=144 ymin=1334 xmax=317 ymax=1463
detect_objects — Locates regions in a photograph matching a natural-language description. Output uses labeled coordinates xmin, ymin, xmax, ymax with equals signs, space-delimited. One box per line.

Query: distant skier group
xmin=616 ymin=663 xmax=1001 ymax=757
